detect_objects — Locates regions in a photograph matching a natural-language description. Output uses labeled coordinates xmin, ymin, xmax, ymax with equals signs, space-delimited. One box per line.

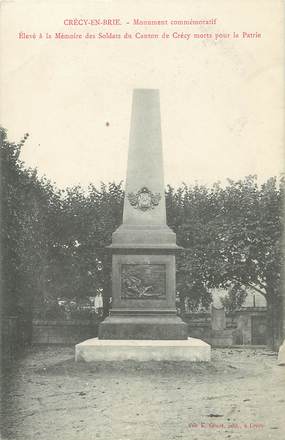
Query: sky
xmin=1 ymin=0 xmax=284 ymax=189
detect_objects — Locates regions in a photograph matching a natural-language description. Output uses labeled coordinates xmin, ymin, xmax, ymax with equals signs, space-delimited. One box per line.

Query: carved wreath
xmin=127 ymin=186 xmax=161 ymax=211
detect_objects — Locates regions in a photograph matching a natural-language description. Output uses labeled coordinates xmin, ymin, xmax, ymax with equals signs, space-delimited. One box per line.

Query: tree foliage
xmin=1 ymin=127 xmax=283 ymax=347
xmin=166 ymin=176 xmax=284 ymax=346
xmin=1 ymin=128 xmax=62 ymax=317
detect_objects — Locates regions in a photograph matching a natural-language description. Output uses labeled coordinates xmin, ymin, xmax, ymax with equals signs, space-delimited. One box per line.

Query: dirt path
xmin=1 ymin=347 xmax=284 ymax=440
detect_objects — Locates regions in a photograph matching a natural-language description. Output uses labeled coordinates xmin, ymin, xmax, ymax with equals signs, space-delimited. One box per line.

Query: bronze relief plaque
xmin=121 ymin=264 xmax=166 ymax=299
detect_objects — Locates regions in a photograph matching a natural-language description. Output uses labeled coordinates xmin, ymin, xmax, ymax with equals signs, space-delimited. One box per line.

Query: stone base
xmin=210 ymin=329 xmax=234 ymax=347
xmin=277 ymin=340 xmax=285 ymax=365
xmin=75 ymin=337 xmax=211 ymax=362
xmin=111 ymin=224 xmax=178 ymax=248
xmin=98 ymin=315 xmax=188 ymax=340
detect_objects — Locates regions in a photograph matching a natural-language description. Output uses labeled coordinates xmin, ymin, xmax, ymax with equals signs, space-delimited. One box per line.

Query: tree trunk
xmin=178 ymin=291 xmax=186 ymax=317
xmin=266 ymin=292 xmax=283 ymax=351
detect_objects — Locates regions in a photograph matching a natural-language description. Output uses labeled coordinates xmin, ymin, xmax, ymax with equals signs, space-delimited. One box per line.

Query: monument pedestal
xmin=98 ymin=248 xmax=188 ymax=340
xmin=75 ymin=338 xmax=211 ymax=362
xmin=75 ymin=89 xmax=211 ymax=362
xmin=99 ymin=313 xmax=187 ymax=340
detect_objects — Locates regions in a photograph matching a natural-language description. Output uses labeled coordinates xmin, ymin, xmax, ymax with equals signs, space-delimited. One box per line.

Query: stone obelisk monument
xmin=75 ymin=89 xmax=210 ymax=361
xmin=99 ymin=89 xmax=187 ymax=340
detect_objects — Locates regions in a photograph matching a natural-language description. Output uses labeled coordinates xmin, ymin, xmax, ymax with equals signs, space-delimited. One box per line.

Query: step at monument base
xmin=75 ymin=338 xmax=211 ymax=362
xmin=98 ymin=315 xmax=188 ymax=340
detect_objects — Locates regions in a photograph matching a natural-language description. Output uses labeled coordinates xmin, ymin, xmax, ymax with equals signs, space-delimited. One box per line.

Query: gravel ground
xmin=1 ymin=346 xmax=284 ymax=440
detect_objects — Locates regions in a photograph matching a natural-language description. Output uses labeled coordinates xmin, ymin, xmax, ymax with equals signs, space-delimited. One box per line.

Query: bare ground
xmin=1 ymin=346 xmax=284 ymax=440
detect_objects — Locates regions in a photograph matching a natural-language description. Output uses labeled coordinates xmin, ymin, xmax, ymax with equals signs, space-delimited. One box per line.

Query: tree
xmin=42 ymin=181 xmax=124 ymax=316
xmin=166 ymin=177 xmax=283 ymax=348
xmin=166 ymin=182 xmax=225 ymax=312
xmin=213 ymin=176 xmax=284 ymax=348
xmin=220 ymin=284 xmax=248 ymax=313
xmin=1 ymin=127 xmax=61 ymax=323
